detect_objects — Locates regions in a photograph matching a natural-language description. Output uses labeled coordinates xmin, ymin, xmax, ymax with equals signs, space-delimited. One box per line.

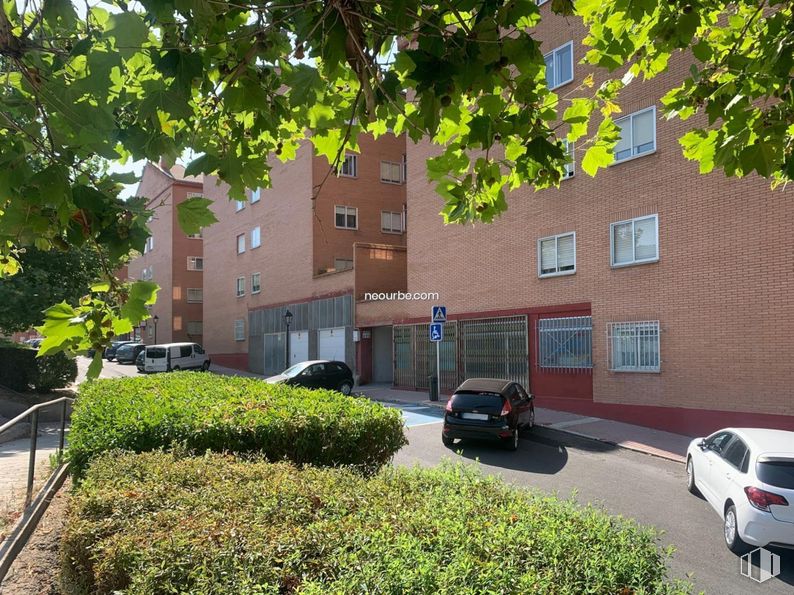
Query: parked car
xmin=116 ymin=343 xmax=145 ymax=364
xmin=264 ymin=360 xmax=354 ymax=395
xmin=105 ymin=340 xmax=136 ymax=361
xmin=442 ymin=378 xmax=534 ymax=451
xmin=686 ymin=427 xmax=794 ymax=553
xmin=135 ymin=350 xmax=145 ymax=372
xmin=25 ymin=338 xmax=42 ymax=349
xmin=143 ymin=343 xmax=210 ymax=373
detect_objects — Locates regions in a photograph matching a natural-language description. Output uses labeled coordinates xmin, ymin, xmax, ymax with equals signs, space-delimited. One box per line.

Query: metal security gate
xmin=393 ymin=322 xmax=458 ymax=391
xmin=263 ymin=332 xmax=285 ymax=375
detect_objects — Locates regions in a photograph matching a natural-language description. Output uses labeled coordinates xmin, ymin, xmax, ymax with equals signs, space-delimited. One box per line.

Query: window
xmin=538 ymin=232 xmax=575 ymax=277
xmin=722 ymin=438 xmax=749 ymax=472
xmin=234 ymin=319 xmax=245 ymax=341
xmin=536 ymin=0 xmax=549 ymax=4
xmin=380 ymin=161 xmax=403 ymax=184
xmin=251 ymin=226 xmax=261 ymax=249
xmin=339 ymin=154 xmax=358 ymax=177
xmin=144 ymin=236 xmax=154 ymax=253
xmin=562 ymin=140 xmax=574 ymax=179
xmin=607 ymin=321 xmax=661 ymax=372
xmin=236 ymin=276 xmax=245 ymax=297
xmin=614 ymin=107 xmax=656 ymax=162
xmin=141 ymin=266 xmax=153 ymax=281
xmin=235 ymin=200 xmax=245 ymax=212
xmin=187 ymin=288 xmax=203 ymax=303
xmin=334 ymin=258 xmax=353 ymax=271
xmin=187 ymin=256 xmax=203 ymax=271
xmin=611 ymin=214 xmax=658 ymax=267
xmin=250 ymin=188 xmax=261 ymax=203
xmin=381 ymin=211 xmax=403 ymax=233
xmin=335 ymin=206 xmax=358 ymax=230
xmin=187 ymin=230 xmax=202 ymax=239
xmin=187 ymin=321 xmax=203 ymax=336
xmin=251 ymin=272 xmax=261 ymax=294
xmin=544 ymin=41 xmax=574 ymax=90
xmin=537 ymin=316 xmax=592 ymax=370
xmin=237 ymin=233 xmax=246 ymax=254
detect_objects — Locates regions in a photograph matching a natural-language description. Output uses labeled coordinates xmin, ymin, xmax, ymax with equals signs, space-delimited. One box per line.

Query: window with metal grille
xmin=544 ymin=41 xmax=573 ymax=90
xmin=335 ymin=206 xmax=358 ymax=229
xmin=538 ymin=232 xmax=575 ymax=277
xmin=380 ymin=161 xmax=403 ymax=184
xmin=339 ymin=155 xmax=358 ymax=177
xmin=537 ymin=316 xmax=592 ymax=371
xmin=607 ymin=321 xmax=660 ymax=372
xmin=187 ymin=288 xmax=203 ymax=303
xmin=187 ymin=321 xmax=203 ymax=335
xmin=234 ymin=319 xmax=245 ymax=341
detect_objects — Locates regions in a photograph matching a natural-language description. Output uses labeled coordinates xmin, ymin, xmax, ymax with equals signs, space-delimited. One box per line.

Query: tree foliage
xmin=0 ymin=0 xmax=790 ymax=376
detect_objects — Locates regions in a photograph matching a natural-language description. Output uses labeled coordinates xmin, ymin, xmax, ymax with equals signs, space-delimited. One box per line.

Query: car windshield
xmin=282 ymin=363 xmax=310 ymax=378
xmin=450 ymin=391 xmax=504 ymax=409
xmin=756 ymin=459 xmax=794 ymax=489
xmin=146 ymin=347 xmax=166 ymax=359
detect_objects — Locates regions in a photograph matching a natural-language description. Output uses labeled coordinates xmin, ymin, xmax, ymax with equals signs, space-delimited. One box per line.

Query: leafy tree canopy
xmin=0 ymin=0 xmax=790 ymax=377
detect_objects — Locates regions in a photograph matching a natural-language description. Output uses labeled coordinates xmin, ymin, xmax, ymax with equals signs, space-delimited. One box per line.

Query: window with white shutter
xmin=538 ymin=232 xmax=576 ymax=277
xmin=187 ymin=288 xmax=203 ymax=303
xmin=611 ymin=215 xmax=658 ymax=267
xmin=237 ymin=233 xmax=245 ymax=254
xmin=236 ymin=276 xmax=245 ymax=297
xmin=251 ymin=226 xmax=261 ymax=249
xmin=614 ymin=107 xmax=656 ymax=162
xmin=380 ymin=161 xmax=403 ymax=184
xmin=234 ymin=319 xmax=245 ymax=341
xmin=381 ymin=211 xmax=403 ymax=233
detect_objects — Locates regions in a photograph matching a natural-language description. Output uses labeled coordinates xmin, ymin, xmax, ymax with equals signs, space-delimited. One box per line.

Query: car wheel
xmin=686 ymin=457 xmax=699 ymax=495
xmin=504 ymin=428 xmax=519 ymax=451
xmin=202 ymin=361 xmax=210 ymax=371
xmin=724 ymin=505 xmax=751 ymax=555
xmin=172 ymin=366 xmax=180 ymax=372
xmin=442 ymin=433 xmax=455 ymax=448
xmin=338 ymin=381 xmax=353 ymax=395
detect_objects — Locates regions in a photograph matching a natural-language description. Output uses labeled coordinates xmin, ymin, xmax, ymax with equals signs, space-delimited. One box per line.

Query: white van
xmin=143 ymin=343 xmax=210 ymax=373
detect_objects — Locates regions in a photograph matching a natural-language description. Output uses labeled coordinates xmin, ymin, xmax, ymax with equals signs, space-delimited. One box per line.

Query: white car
xmin=143 ymin=343 xmax=210 ymax=373
xmin=686 ymin=427 xmax=794 ymax=553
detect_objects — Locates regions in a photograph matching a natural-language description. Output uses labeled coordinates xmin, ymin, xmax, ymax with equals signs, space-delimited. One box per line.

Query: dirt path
xmin=0 ymin=480 xmax=69 ymax=595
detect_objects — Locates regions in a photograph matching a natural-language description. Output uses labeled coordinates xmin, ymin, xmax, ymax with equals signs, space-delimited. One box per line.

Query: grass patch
xmin=61 ymin=451 xmax=692 ymax=595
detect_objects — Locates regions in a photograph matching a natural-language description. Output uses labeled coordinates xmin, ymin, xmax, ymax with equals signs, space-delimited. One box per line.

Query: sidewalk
xmin=356 ymin=383 xmax=692 ymax=463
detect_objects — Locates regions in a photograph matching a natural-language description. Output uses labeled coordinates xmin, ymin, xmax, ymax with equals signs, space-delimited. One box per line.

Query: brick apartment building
xmin=350 ymin=6 xmax=794 ymax=435
xmin=201 ymin=133 xmax=407 ymax=374
xmin=126 ymin=162 xmax=205 ymax=345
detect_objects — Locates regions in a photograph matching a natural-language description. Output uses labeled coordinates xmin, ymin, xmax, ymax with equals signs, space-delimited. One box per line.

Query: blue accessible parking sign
xmin=430 ymin=323 xmax=443 ymax=342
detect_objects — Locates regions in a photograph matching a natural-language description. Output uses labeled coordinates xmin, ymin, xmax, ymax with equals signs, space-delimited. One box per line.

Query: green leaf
xmin=176 ymin=197 xmax=218 ymax=236
xmin=121 ymin=281 xmax=160 ymax=323
xmin=87 ymin=350 xmax=103 ymax=381
xmin=105 ymin=12 xmax=150 ymax=59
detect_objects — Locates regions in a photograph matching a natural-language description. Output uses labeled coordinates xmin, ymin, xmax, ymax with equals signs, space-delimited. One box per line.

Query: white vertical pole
xmin=436 ymin=339 xmax=441 ymax=400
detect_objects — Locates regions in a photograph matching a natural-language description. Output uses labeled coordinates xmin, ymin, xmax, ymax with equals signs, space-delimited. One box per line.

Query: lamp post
xmin=283 ymin=310 xmax=293 ymax=370
xmin=153 ymin=315 xmax=159 ymax=344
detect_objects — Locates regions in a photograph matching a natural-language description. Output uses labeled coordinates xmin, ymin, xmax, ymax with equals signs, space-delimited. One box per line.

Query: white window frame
xmin=144 ymin=236 xmax=154 ymax=253
xmin=380 ymin=160 xmax=403 ymax=184
xmin=339 ymin=154 xmax=358 ymax=178
xmin=562 ymin=140 xmax=575 ymax=179
xmin=544 ymin=41 xmax=574 ymax=90
xmin=612 ymin=106 xmax=657 ymax=164
xmin=187 ymin=256 xmax=203 ymax=271
xmin=537 ymin=232 xmax=576 ymax=278
xmin=251 ymin=272 xmax=261 ymax=294
xmin=186 ymin=288 xmax=203 ymax=303
xmin=610 ymin=214 xmax=659 ymax=268
xmin=235 ymin=200 xmax=245 ymax=212
xmin=381 ymin=211 xmax=403 ymax=234
xmin=187 ymin=321 xmax=203 ymax=336
xmin=234 ymin=319 xmax=245 ymax=341
xmin=251 ymin=226 xmax=261 ymax=249
xmin=250 ymin=188 xmax=261 ymax=203
xmin=607 ymin=321 xmax=661 ymax=372
xmin=334 ymin=205 xmax=358 ymax=230
xmin=236 ymin=276 xmax=245 ymax=297
xmin=237 ymin=233 xmax=246 ymax=254
xmin=536 ymin=0 xmax=549 ymax=5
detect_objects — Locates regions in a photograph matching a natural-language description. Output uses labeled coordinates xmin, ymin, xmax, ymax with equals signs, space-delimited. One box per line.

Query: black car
xmin=265 ymin=360 xmax=355 ymax=395
xmin=442 ymin=378 xmax=534 ymax=451
xmin=116 ymin=343 xmax=145 ymax=364
xmin=105 ymin=340 xmax=136 ymax=361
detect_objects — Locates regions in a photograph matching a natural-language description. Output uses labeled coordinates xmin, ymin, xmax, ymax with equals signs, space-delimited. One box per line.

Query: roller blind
xmin=557 ymin=234 xmax=575 ymax=270
xmin=632 ymin=109 xmax=655 ymax=153
xmin=612 ymin=222 xmax=634 ymax=264
xmin=540 ymin=238 xmax=557 ymax=273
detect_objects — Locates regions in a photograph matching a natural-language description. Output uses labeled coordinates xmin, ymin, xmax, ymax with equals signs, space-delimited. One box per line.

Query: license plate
xmin=461 ymin=412 xmax=489 ymax=421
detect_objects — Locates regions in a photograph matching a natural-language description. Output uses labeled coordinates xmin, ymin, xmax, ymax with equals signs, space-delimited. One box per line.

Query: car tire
xmin=338 ymin=381 xmax=353 ymax=395
xmin=724 ymin=505 xmax=751 ymax=555
xmin=504 ymin=428 xmax=519 ymax=451
xmin=172 ymin=366 xmax=180 ymax=372
xmin=202 ymin=361 xmax=210 ymax=371
xmin=442 ymin=433 xmax=455 ymax=448
xmin=686 ymin=457 xmax=700 ymax=495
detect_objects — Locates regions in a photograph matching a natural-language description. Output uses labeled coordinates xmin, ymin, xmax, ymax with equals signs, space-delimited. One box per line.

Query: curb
xmin=362 ymin=394 xmax=686 ymax=465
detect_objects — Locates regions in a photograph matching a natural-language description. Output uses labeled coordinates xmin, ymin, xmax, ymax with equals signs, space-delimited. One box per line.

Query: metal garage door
xmin=290 ymin=331 xmax=309 ymax=366
xmin=318 ymin=327 xmax=345 ymax=361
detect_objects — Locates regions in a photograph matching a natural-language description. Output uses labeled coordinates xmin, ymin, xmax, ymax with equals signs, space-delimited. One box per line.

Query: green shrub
xmin=0 ymin=345 xmax=76 ymax=392
xmin=67 ymin=373 xmax=407 ymax=475
xmin=61 ymin=451 xmax=691 ymax=595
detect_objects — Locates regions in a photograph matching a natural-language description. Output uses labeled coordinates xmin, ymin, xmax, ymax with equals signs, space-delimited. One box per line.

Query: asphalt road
xmin=394 ymin=418 xmax=794 ymax=595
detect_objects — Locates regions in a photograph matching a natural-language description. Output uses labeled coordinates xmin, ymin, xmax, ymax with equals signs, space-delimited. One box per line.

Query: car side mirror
xmin=698 ymin=439 xmax=708 ymax=451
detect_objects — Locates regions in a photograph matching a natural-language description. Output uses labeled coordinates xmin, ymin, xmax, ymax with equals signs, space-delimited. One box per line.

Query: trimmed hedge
xmin=0 ymin=345 xmax=77 ymax=392
xmin=61 ymin=451 xmax=692 ymax=595
xmin=67 ymin=373 xmax=407 ymax=475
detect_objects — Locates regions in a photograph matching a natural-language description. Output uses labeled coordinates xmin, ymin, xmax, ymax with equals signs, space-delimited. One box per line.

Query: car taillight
xmin=500 ymin=398 xmax=512 ymax=417
xmin=445 ymin=399 xmax=453 ymax=412
xmin=744 ymin=486 xmax=789 ymax=511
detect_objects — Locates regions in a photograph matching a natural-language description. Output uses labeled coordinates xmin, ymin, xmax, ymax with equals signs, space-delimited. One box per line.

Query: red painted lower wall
xmin=540 ymin=396 xmax=794 ymax=436
xmin=210 ymin=353 xmax=249 ymax=372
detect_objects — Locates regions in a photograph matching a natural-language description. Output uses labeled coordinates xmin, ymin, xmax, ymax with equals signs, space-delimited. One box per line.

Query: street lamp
xmin=283 ymin=310 xmax=293 ymax=369
xmin=153 ymin=315 xmax=159 ymax=344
